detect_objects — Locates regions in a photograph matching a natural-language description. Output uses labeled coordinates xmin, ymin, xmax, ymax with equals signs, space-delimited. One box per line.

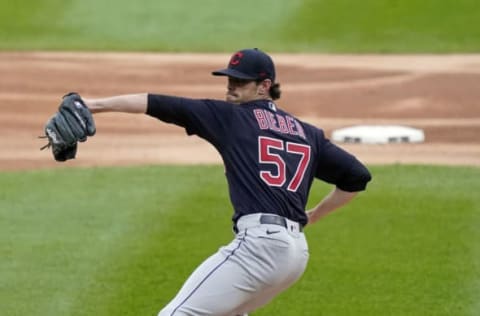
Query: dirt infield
xmin=1 ymin=52 xmax=479 ymax=171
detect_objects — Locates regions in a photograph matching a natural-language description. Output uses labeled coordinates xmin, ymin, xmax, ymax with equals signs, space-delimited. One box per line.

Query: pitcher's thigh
xmin=158 ymin=245 xmax=255 ymax=315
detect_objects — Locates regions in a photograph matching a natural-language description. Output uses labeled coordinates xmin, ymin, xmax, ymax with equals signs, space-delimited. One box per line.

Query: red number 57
xmin=258 ymin=136 xmax=311 ymax=192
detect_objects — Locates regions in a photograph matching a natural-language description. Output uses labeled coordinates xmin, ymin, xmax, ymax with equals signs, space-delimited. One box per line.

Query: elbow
xmin=361 ymin=166 xmax=372 ymax=185
xmin=338 ymin=165 xmax=372 ymax=192
xmin=355 ymin=166 xmax=372 ymax=191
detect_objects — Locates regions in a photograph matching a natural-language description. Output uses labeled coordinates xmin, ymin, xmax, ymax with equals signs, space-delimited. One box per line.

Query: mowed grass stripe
xmin=66 ymin=166 xmax=233 ymax=316
xmin=1 ymin=165 xmax=479 ymax=315
xmin=0 ymin=0 xmax=299 ymax=52
xmin=1 ymin=0 xmax=479 ymax=52
xmin=0 ymin=166 xmax=230 ymax=315
xmin=282 ymin=0 xmax=480 ymax=52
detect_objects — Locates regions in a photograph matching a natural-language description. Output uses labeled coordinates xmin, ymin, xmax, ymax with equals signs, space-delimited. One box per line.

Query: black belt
xmin=260 ymin=214 xmax=288 ymax=227
xmin=234 ymin=214 xmax=303 ymax=233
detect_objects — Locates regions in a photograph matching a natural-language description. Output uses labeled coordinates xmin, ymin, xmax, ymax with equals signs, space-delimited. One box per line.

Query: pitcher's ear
xmin=257 ymin=79 xmax=272 ymax=96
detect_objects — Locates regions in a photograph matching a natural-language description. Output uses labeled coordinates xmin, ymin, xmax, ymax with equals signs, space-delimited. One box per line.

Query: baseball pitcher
xmin=41 ymin=48 xmax=371 ymax=315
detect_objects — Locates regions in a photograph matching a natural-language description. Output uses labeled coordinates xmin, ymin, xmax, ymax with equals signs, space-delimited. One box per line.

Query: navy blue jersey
xmin=147 ymin=94 xmax=371 ymax=226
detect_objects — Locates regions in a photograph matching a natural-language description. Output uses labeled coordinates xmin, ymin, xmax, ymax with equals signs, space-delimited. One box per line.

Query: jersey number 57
xmin=258 ymin=136 xmax=311 ymax=192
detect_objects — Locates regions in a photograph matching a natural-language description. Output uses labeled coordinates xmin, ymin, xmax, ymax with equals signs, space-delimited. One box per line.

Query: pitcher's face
xmin=226 ymin=77 xmax=261 ymax=104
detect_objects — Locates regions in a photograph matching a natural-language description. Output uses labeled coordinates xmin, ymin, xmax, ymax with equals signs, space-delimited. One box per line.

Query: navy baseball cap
xmin=212 ymin=48 xmax=276 ymax=82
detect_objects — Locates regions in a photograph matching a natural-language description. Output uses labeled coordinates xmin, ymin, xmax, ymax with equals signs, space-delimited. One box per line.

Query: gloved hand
xmin=40 ymin=93 xmax=96 ymax=162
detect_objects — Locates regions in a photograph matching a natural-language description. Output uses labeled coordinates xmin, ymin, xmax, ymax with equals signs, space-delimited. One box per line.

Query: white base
xmin=332 ymin=125 xmax=425 ymax=144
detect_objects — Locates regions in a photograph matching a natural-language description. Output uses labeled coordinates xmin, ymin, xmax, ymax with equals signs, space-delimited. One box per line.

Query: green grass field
xmin=1 ymin=165 xmax=479 ymax=315
xmin=1 ymin=0 xmax=479 ymax=52
xmin=1 ymin=0 xmax=479 ymax=314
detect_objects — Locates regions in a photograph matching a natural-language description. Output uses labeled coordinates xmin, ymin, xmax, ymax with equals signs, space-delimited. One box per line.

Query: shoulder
xmin=201 ymin=99 xmax=236 ymax=111
xmin=278 ymin=111 xmax=327 ymax=140
xmin=299 ymin=120 xmax=326 ymax=137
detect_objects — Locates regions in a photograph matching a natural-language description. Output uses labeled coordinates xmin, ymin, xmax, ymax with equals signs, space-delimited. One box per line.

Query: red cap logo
xmin=229 ymin=52 xmax=243 ymax=66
